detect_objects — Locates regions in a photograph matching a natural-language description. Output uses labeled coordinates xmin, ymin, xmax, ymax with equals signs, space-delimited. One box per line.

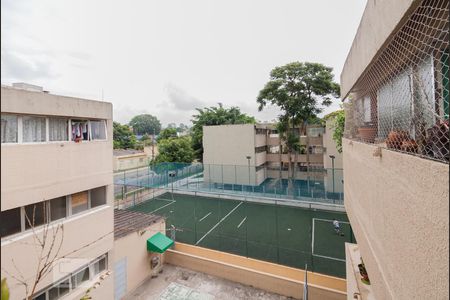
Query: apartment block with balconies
xmin=340 ymin=1 xmax=449 ymax=299
xmin=202 ymin=123 xmax=331 ymax=187
xmin=1 ymin=84 xmax=114 ymax=300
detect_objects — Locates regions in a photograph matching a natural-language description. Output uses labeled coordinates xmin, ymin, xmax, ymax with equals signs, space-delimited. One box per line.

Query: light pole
xmin=246 ymin=156 xmax=251 ymax=192
xmin=329 ymin=155 xmax=335 ymax=194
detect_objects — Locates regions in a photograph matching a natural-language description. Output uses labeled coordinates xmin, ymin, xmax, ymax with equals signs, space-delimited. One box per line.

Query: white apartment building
xmin=1 ymin=84 xmax=114 ymax=300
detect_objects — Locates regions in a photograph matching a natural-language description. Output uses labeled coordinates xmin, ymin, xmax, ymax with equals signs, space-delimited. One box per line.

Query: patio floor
xmin=123 ymin=264 xmax=292 ymax=300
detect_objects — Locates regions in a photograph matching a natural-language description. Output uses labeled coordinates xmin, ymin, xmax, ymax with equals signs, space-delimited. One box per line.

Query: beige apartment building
xmin=203 ymin=122 xmax=342 ymax=193
xmin=341 ymin=1 xmax=449 ymax=299
xmin=1 ymin=84 xmax=114 ymax=300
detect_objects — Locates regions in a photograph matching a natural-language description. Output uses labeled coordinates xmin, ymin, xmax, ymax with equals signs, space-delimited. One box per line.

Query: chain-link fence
xmin=344 ymin=0 xmax=449 ymax=163
xmin=114 ymin=162 xmax=345 ymax=208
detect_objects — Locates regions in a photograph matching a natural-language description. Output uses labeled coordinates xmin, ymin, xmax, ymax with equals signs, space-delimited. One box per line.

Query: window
xmin=48 ymin=279 xmax=70 ymax=300
xmin=22 ymin=116 xmax=46 ymax=142
xmin=255 ymin=128 xmax=266 ymax=135
xmin=71 ymin=120 xmax=89 ymax=141
xmin=49 ymin=118 xmax=68 ymax=141
xmin=92 ymin=255 xmax=107 ymax=275
xmin=50 ymin=197 xmax=67 ymax=221
xmin=89 ymin=120 xmax=106 ymax=140
xmin=71 ymin=191 xmax=89 ymax=214
xmin=71 ymin=267 xmax=90 ymax=288
xmin=255 ymin=146 xmax=267 ymax=153
xmin=307 ymin=127 xmax=325 ymax=137
xmin=0 ymin=208 xmax=21 ymax=237
xmin=1 ymin=114 xmax=18 ymax=143
xmin=90 ymin=186 xmax=106 ymax=208
xmin=25 ymin=202 xmax=48 ymax=229
xmin=33 ymin=252 xmax=108 ymax=300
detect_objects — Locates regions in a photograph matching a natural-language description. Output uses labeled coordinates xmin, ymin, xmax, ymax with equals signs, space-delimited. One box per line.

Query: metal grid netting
xmin=344 ymin=0 xmax=449 ymax=163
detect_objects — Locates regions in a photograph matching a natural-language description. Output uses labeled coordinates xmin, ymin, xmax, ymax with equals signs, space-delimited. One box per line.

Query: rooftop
xmin=113 ymin=149 xmax=145 ymax=157
xmin=124 ymin=264 xmax=290 ymax=300
xmin=114 ymin=209 xmax=163 ymax=240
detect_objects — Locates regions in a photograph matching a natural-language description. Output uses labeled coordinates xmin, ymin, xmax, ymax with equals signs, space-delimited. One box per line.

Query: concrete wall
xmin=340 ymin=0 xmax=418 ymax=98
xmin=1 ymin=86 xmax=112 ymax=120
xmin=203 ymin=124 xmax=256 ymax=166
xmin=343 ymin=139 xmax=449 ymax=299
xmin=1 ymin=206 xmax=114 ymax=300
xmin=113 ymin=153 xmax=150 ymax=172
xmin=114 ymin=219 xmax=166 ymax=297
xmin=166 ymin=243 xmax=346 ymax=300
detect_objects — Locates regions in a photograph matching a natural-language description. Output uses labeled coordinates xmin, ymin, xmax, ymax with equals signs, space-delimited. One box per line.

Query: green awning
xmin=147 ymin=232 xmax=174 ymax=253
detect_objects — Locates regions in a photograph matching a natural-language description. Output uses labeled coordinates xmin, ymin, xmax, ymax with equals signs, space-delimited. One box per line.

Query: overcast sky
xmin=1 ymin=0 xmax=366 ymax=126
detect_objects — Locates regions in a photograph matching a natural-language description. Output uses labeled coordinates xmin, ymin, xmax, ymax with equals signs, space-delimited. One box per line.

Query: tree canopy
xmin=113 ymin=122 xmax=137 ymax=149
xmin=191 ymin=104 xmax=256 ymax=161
xmin=154 ymin=136 xmax=194 ymax=163
xmin=157 ymin=127 xmax=178 ymax=142
xmin=129 ymin=114 xmax=161 ymax=135
xmin=257 ymin=62 xmax=339 ymax=192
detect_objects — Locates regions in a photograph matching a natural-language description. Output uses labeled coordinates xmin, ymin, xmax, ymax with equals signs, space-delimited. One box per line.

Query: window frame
xmin=48 ymin=117 xmax=70 ymax=143
xmin=0 ymin=113 xmax=19 ymax=144
xmin=21 ymin=115 xmax=48 ymax=144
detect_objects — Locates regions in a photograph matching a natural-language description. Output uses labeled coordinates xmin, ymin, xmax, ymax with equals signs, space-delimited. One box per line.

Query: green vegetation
xmin=191 ymin=103 xmax=256 ymax=161
xmin=157 ymin=128 xmax=178 ymax=142
xmin=324 ymin=109 xmax=345 ymax=153
xmin=113 ymin=122 xmax=137 ymax=149
xmin=257 ymin=62 xmax=340 ymax=193
xmin=154 ymin=136 xmax=194 ymax=163
xmin=1 ymin=278 xmax=9 ymax=300
xmin=129 ymin=114 xmax=161 ymax=135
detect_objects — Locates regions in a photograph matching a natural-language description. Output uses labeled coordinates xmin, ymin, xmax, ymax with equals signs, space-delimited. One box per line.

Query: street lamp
xmin=329 ymin=155 xmax=335 ymax=194
xmin=246 ymin=156 xmax=251 ymax=191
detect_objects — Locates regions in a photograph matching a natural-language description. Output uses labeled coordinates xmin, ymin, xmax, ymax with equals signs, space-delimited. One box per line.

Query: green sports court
xmin=128 ymin=191 xmax=354 ymax=278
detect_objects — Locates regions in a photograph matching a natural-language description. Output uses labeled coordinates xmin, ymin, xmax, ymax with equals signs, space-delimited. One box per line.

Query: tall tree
xmin=191 ymin=104 xmax=256 ymax=161
xmin=154 ymin=136 xmax=194 ymax=163
xmin=129 ymin=114 xmax=161 ymax=135
xmin=113 ymin=122 xmax=137 ymax=149
xmin=157 ymin=128 xmax=178 ymax=142
xmin=257 ymin=62 xmax=339 ymax=194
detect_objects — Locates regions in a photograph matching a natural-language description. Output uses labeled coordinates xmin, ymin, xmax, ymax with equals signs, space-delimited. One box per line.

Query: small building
xmin=113 ymin=209 xmax=169 ymax=300
xmin=113 ymin=147 xmax=155 ymax=172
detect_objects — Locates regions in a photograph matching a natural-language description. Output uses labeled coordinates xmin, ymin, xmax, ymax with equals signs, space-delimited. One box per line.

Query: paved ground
xmin=123 ymin=264 xmax=292 ymax=300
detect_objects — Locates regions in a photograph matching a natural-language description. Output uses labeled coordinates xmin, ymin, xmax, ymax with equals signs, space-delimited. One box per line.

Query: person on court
xmin=333 ymin=219 xmax=344 ymax=236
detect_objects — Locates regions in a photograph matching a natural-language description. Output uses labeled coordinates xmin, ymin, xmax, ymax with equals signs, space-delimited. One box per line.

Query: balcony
xmin=266 ymin=153 xmax=323 ymax=164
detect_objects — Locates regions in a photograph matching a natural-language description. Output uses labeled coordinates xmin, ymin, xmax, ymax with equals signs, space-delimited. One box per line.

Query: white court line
xmin=312 ymin=254 xmax=346 ymax=262
xmin=149 ymin=201 xmax=176 ymax=214
xmin=237 ymin=217 xmax=247 ymax=228
xmin=195 ymin=202 xmax=243 ymax=245
xmin=199 ymin=212 xmax=212 ymax=222
xmin=312 ymin=217 xmax=350 ymax=261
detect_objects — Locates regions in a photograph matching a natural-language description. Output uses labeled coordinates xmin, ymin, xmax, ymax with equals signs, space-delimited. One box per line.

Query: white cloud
xmin=1 ymin=0 xmax=366 ymax=126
